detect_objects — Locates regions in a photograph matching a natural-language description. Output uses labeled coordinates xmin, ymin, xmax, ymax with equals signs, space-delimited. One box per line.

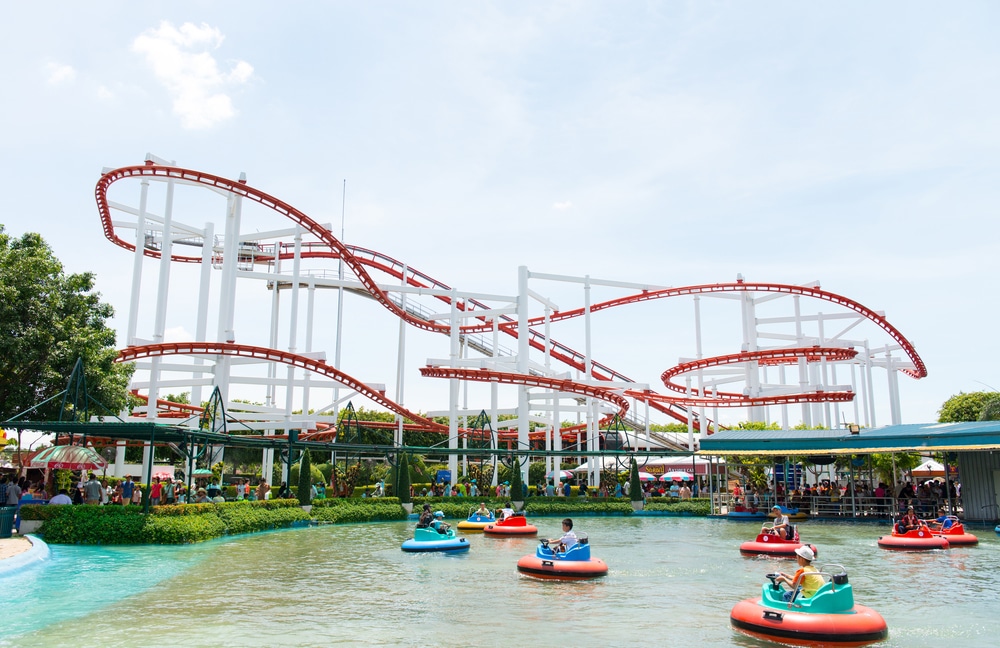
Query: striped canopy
xmin=28 ymin=445 xmax=108 ymax=471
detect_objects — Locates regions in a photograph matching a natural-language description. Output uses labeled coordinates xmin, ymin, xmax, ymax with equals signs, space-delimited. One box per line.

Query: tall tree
xmin=0 ymin=227 xmax=132 ymax=420
xmin=937 ymin=391 xmax=1000 ymax=423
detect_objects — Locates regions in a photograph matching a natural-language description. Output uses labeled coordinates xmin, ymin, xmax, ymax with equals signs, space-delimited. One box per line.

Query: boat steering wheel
xmin=540 ymin=539 xmax=550 ymax=547
xmin=765 ymin=573 xmax=781 ymax=590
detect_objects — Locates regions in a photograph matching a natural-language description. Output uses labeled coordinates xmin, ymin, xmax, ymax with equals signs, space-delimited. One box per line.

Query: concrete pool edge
xmin=0 ymin=535 xmax=50 ymax=577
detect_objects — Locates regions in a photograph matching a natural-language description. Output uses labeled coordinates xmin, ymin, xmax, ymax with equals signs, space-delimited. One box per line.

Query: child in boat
xmin=547 ymin=518 xmax=578 ymax=553
xmin=500 ymin=503 xmax=515 ymax=520
xmin=431 ymin=511 xmax=450 ymax=534
xmin=474 ymin=503 xmax=491 ymax=518
xmin=775 ymin=546 xmax=823 ymax=601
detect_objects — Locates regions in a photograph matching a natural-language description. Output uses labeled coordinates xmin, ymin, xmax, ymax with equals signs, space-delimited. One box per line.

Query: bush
xmin=525 ymin=500 xmax=633 ymax=516
xmin=644 ymin=499 xmax=711 ymax=516
xmin=35 ymin=500 xmax=309 ymax=544
xmin=311 ymin=500 xmax=407 ymax=524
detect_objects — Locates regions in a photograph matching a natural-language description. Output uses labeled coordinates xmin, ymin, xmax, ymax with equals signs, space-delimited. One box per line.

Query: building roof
xmin=698 ymin=421 xmax=1000 ymax=455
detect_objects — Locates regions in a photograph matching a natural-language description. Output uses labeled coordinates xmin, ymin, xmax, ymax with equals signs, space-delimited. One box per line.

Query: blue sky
xmin=2 ymin=2 xmax=999 ymax=428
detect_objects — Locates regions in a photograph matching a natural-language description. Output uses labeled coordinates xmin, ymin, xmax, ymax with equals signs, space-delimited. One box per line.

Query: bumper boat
xmin=457 ymin=509 xmax=496 ymax=532
xmin=401 ymin=527 xmax=470 ymax=553
xmin=516 ymin=535 xmax=608 ymax=580
xmin=877 ymin=523 xmax=949 ymax=551
xmin=730 ymin=565 xmax=888 ymax=646
xmin=484 ymin=513 xmax=538 ymax=536
xmin=740 ymin=524 xmax=818 ymax=558
xmin=928 ymin=516 xmax=978 ymax=546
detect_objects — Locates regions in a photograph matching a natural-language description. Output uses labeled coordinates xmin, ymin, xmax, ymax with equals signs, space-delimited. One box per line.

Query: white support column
xmin=491 ymin=316 xmax=500 ymax=488
xmin=516 ymin=266 xmax=530 ymax=487
xmin=865 ymin=341 xmax=877 ymax=428
xmin=190 ymin=221 xmax=214 ymax=412
xmin=301 ymin=281 xmax=315 ymax=417
xmin=126 ymin=178 xmax=150 ymax=346
xmin=448 ymin=289 xmax=460 ymax=486
xmin=394 ymin=266 xmax=408 ymax=447
xmin=144 ymin=174 xmax=177 ymax=479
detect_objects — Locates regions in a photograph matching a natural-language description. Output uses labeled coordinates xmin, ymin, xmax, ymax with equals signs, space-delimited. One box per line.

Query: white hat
xmin=795 ymin=546 xmax=815 ymax=561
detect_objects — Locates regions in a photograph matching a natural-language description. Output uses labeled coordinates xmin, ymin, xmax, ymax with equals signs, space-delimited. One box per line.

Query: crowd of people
xmin=0 ymin=472 xmax=304 ymax=507
xmin=729 ymin=477 xmax=961 ymax=517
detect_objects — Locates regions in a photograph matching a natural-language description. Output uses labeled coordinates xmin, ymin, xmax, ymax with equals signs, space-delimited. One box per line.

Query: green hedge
xmin=643 ymin=498 xmax=711 ymax=516
xmin=31 ymin=500 xmax=309 ymax=545
xmin=311 ymin=500 xmax=408 ymax=524
xmin=525 ymin=500 xmax=634 ymax=516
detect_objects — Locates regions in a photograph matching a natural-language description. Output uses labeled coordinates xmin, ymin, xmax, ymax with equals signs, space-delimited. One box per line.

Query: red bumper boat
xmin=484 ymin=513 xmax=538 ymax=536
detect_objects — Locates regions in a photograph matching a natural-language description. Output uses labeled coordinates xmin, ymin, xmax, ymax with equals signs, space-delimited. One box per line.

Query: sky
xmin=2 ymin=1 xmax=1000 ymax=432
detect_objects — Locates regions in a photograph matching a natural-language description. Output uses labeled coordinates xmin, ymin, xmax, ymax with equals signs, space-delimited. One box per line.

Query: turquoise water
xmin=2 ymin=518 xmax=998 ymax=647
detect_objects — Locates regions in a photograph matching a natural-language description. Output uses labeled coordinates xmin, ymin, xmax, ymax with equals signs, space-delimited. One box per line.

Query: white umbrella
xmin=661 ymin=470 xmax=692 ymax=481
xmin=637 ymin=471 xmax=657 ymax=482
xmin=547 ymin=470 xmax=574 ymax=481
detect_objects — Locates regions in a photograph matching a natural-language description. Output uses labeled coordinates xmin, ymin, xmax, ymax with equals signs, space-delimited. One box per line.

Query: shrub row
xmin=311 ymin=501 xmax=408 ymax=524
xmin=643 ymin=499 xmax=712 ymax=515
xmin=27 ymin=500 xmax=309 ymax=545
xmin=525 ymin=500 xmax=635 ymax=516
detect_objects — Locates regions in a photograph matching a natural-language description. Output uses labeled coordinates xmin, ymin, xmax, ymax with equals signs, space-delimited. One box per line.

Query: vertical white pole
xmin=145 ymin=175 xmax=176 ymax=478
xmin=491 ymin=317 xmax=500 ymax=488
xmin=280 ymin=228 xmax=303 ymax=486
xmin=448 ymin=289 xmax=460 ymax=486
xmin=692 ymin=296 xmax=702 ymax=452
xmin=865 ymin=341 xmax=877 ymax=428
xmin=395 ymin=266 xmax=407 ymax=448
xmin=517 ymin=266 xmax=530 ymax=489
xmin=584 ymin=276 xmax=596 ymax=487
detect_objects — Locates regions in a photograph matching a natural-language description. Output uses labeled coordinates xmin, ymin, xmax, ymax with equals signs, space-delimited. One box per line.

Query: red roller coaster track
xmin=98 ymin=162 xmax=925 ymax=439
xmin=116 ymin=342 xmax=448 ymax=433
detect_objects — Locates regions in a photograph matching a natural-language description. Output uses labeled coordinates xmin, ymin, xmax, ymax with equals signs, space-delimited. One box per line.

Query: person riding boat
xmin=774 ymin=546 xmax=823 ymax=602
xmin=430 ymin=511 xmax=451 ymax=534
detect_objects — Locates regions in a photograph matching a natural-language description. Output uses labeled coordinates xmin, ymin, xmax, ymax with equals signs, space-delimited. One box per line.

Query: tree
xmin=509 ymin=457 xmax=524 ymax=504
xmin=397 ymin=453 xmax=412 ymax=504
xmin=0 ymin=227 xmax=133 ymax=420
xmin=629 ymin=458 xmax=642 ymax=503
xmin=297 ymin=448 xmax=313 ymax=506
xmin=937 ymin=391 xmax=1000 ymax=423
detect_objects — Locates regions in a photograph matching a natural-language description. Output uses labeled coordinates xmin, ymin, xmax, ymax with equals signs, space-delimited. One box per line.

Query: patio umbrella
xmin=637 ymin=471 xmax=657 ymax=482
xmin=547 ymin=470 xmax=574 ymax=481
xmin=661 ymin=470 xmax=692 ymax=481
xmin=28 ymin=445 xmax=108 ymax=471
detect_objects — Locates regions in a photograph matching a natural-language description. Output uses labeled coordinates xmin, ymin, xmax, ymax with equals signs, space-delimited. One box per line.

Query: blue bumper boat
xmin=401 ymin=527 xmax=470 ymax=553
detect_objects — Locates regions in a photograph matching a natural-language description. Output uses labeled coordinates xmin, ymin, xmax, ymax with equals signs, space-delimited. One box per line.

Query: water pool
xmin=2 ymin=518 xmax=998 ymax=647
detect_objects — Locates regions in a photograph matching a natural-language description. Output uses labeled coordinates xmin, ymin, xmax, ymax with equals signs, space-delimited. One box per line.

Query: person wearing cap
xmin=430 ymin=511 xmax=450 ymax=534
xmin=417 ymin=504 xmax=434 ymax=528
xmin=770 ymin=505 xmax=792 ymax=540
xmin=775 ymin=546 xmax=823 ymax=602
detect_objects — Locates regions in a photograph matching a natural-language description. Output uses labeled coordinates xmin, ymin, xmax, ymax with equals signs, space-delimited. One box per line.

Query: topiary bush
xmin=298 ymin=449 xmax=313 ymax=506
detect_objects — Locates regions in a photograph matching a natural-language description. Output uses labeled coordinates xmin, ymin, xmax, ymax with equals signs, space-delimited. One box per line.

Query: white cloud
xmin=552 ymin=200 xmax=573 ymax=211
xmin=97 ymin=85 xmax=114 ymax=100
xmin=131 ymin=21 xmax=254 ymax=129
xmin=164 ymin=326 xmax=194 ymax=343
xmin=45 ymin=62 xmax=75 ymax=85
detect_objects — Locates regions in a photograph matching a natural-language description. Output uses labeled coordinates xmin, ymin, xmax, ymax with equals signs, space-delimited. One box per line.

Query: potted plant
xmin=297 ymin=449 xmax=313 ymax=513
xmin=510 ymin=458 xmax=525 ymax=511
xmin=629 ymin=458 xmax=644 ymax=511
